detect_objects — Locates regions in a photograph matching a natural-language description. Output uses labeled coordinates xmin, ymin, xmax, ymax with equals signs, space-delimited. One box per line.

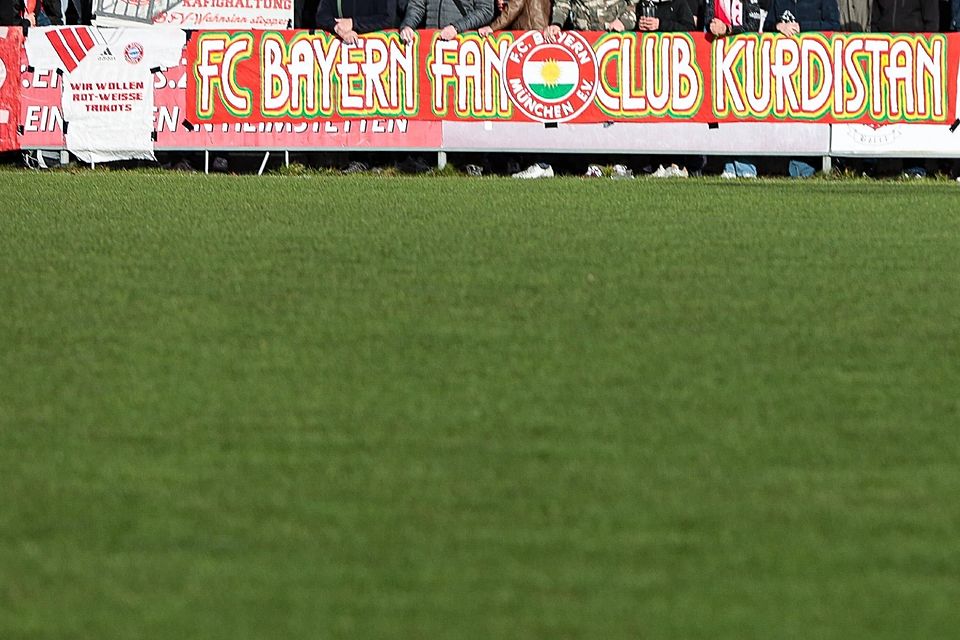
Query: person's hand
xmin=341 ymin=30 xmax=359 ymax=44
xmin=439 ymin=25 xmax=458 ymax=40
xmin=637 ymin=16 xmax=660 ymax=30
xmin=776 ymin=21 xmax=800 ymax=36
xmin=334 ymin=17 xmax=354 ymax=37
xmin=605 ymin=18 xmax=625 ymax=31
xmin=26 ymin=13 xmax=37 ymax=26
xmin=544 ymin=24 xmax=561 ymax=42
xmin=400 ymin=26 xmax=416 ymax=43
xmin=478 ymin=25 xmax=494 ymax=36
xmin=709 ymin=18 xmax=728 ymax=36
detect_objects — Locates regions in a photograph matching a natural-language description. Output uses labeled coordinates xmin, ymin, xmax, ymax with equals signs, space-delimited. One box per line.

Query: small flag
xmin=523 ymin=47 xmax=579 ymax=101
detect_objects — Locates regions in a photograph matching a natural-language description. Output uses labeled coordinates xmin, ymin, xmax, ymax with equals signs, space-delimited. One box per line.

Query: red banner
xmin=188 ymin=30 xmax=960 ymax=126
xmin=0 ymin=27 xmax=23 ymax=152
xmin=20 ymin=55 xmax=441 ymax=151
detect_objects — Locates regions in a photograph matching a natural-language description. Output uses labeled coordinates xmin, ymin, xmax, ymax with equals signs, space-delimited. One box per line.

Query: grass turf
xmin=1 ymin=173 xmax=959 ymax=639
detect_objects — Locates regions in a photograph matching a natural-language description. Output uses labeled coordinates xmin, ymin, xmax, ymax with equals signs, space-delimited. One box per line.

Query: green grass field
xmin=2 ymin=173 xmax=959 ymax=639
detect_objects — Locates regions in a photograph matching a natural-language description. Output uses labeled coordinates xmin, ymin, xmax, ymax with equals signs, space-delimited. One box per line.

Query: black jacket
xmin=3 ymin=0 xmax=65 ymax=25
xmin=764 ymin=0 xmax=841 ymax=29
xmin=317 ymin=0 xmax=400 ymax=32
xmin=871 ymin=0 xmax=938 ymax=30
xmin=637 ymin=0 xmax=696 ymax=30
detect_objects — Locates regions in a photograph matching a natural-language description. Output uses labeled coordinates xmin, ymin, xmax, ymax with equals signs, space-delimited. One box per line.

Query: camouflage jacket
xmin=551 ymin=0 xmax=640 ymax=29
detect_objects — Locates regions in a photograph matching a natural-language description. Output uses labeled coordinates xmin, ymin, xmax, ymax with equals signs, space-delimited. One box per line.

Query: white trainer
xmin=513 ymin=163 xmax=555 ymax=179
xmin=662 ymin=164 xmax=685 ymax=178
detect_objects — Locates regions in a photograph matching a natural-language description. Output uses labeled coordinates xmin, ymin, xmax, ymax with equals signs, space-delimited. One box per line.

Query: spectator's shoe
xmin=651 ymin=164 xmax=669 ymax=178
xmin=211 ymin=157 xmax=229 ymax=173
xmin=513 ymin=163 xmax=554 ymax=179
xmin=397 ymin=156 xmax=432 ymax=174
xmin=585 ymin=164 xmax=603 ymax=178
xmin=465 ymin=164 xmax=483 ymax=176
xmin=902 ymin=167 xmax=926 ymax=179
xmin=343 ymin=161 xmax=368 ymax=174
xmin=611 ymin=164 xmax=634 ymax=179
xmin=721 ymin=161 xmax=758 ymax=179
xmin=663 ymin=164 xmax=688 ymax=178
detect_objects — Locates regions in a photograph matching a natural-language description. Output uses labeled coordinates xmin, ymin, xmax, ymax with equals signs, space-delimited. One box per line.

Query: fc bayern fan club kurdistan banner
xmin=94 ymin=0 xmax=294 ymax=30
xmin=12 ymin=27 xmax=960 ymax=159
xmin=188 ymin=30 xmax=960 ymax=126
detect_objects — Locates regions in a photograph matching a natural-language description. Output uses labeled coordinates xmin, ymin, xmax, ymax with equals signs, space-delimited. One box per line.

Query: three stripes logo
xmin=45 ymin=28 xmax=106 ymax=73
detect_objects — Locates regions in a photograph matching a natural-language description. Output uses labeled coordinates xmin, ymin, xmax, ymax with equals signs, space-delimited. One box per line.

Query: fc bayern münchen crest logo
xmin=124 ymin=42 xmax=144 ymax=65
xmin=503 ymin=30 xmax=599 ymax=123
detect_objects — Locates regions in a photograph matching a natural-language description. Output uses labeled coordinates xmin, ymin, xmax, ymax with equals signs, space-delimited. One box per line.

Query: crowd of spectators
xmin=2 ymin=0 xmax=953 ymax=34
xmin=300 ymin=0 xmax=955 ymax=35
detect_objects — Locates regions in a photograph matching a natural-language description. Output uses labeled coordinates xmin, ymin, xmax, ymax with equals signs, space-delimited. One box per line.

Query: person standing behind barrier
xmin=705 ymin=0 xmax=763 ymax=178
xmin=635 ymin=0 xmax=697 ymax=177
xmin=838 ymin=0 xmax=870 ymax=29
xmin=545 ymin=0 xmax=640 ymax=36
xmin=399 ymin=0 xmax=494 ymax=41
xmin=871 ymin=0 xmax=938 ymax=30
xmin=318 ymin=0 xmax=399 ymax=44
xmin=10 ymin=0 xmax=63 ymax=27
xmin=635 ymin=0 xmax=696 ymax=32
xmin=477 ymin=0 xmax=550 ymax=34
xmin=764 ymin=0 xmax=840 ymax=33
xmin=64 ymin=0 xmax=91 ymax=24
xmin=705 ymin=0 xmax=764 ymax=35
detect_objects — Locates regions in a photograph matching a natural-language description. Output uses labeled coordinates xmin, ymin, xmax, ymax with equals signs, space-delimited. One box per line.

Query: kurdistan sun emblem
xmin=539 ymin=60 xmax=562 ymax=86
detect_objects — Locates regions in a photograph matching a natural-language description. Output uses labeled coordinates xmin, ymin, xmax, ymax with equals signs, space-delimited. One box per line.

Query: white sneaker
xmin=720 ymin=170 xmax=737 ymax=179
xmin=611 ymin=164 xmax=634 ymax=179
xmin=513 ymin=163 xmax=554 ymax=179
xmin=663 ymin=164 xmax=688 ymax=178
xmin=651 ymin=164 xmax=669 ymax=178
xmin=585 ymin=164 xmax=603 ymax=178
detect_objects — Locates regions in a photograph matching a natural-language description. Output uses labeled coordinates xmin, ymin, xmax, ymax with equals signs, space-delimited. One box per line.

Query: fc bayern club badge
xmin=124 ymin=42 xmax=144 ymax=65
xmin=503 ymin=30 xmax=599 ymax=124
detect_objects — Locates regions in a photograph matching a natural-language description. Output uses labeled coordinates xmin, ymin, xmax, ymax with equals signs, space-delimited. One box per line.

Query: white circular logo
xmin=503 ymin=31 xmax=599 ymax=123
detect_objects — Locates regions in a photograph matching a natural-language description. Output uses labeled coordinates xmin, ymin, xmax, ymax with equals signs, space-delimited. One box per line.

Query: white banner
xmin=442 ymin=122 xmax=832 ymax=155
xmin=831 ymin=124 xmax=960 ymax=157
xmin=94 ymin=0 xmax=293 ymax=30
